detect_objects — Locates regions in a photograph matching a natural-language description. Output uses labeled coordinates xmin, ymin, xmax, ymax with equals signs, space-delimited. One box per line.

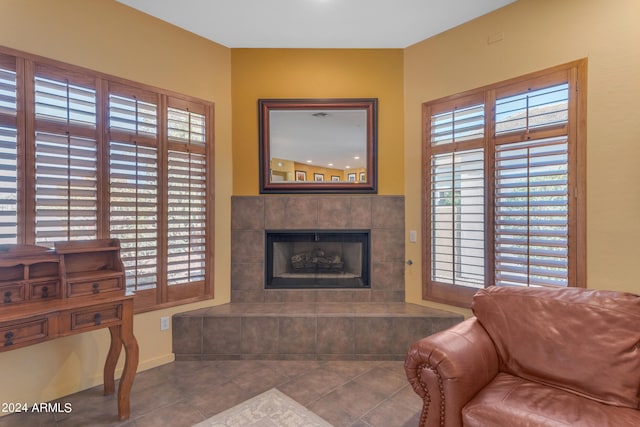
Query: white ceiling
xmin=117 ymin=0 xmax=517 ymax=48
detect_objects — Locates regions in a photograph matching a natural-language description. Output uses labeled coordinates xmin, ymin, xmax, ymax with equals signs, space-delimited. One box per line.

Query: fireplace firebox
xmin=265 ymin=230 xmax=370 ymax=289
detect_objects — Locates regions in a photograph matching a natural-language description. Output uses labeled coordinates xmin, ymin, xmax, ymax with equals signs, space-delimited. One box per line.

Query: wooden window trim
xmin=422 ymin=60 xmax=587 ymax=308
xmin=0 ymin=45 xmax=215 ymax=313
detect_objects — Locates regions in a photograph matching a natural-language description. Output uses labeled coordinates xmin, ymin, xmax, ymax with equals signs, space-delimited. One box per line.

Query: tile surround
xmin=231 ymin=195 xmax=405 ymax=303
xmin=172 ymin=302 xmax=464 ymax=361
xmin=172 ymin=195 xmax=466 ymax=362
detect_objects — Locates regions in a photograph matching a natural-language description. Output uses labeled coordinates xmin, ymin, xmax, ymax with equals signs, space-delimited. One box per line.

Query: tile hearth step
xmin=172 ymin=302 xmax=464 ymax=361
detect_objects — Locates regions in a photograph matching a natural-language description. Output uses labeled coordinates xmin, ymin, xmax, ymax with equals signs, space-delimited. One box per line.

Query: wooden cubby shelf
xmin=0 ymin=239 xmax=138 ymax=420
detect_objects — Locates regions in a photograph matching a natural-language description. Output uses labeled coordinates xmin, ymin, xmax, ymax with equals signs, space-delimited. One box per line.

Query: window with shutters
xmin=422 ymin=61 xmax=586 ymax=307
xmin=32 ymin=67 xmax=99 ymax=245
xmin=166 ymin=101 xmax=208 ymax=290
xmin=108 ymin=85 xmax=159 ymax=298
xmin=0 ymin=47 xmax=214 ymax=312
xmin=0 ymin=55 xmax=18 ymax=245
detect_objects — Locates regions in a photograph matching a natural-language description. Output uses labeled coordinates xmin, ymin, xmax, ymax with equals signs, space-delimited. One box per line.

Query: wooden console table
xmin=0 ymin=240 xmax=139 ymax=421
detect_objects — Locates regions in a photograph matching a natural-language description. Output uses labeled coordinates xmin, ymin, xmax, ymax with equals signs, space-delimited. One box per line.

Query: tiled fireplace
xmin=231 ymin=195 xmax=405 ymax=302
xmin=173 ymin=195 xmax=465 ymax=360
xmin=266 ymin=230 xmax=370 ymax=289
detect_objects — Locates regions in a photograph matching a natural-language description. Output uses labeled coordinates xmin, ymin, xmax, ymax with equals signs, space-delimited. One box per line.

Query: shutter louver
xmin=431 ymin=103 xmax=484 ymax=146
xmin=0 ymin=65 xmax=17 ymax=117
xmin=0 ymin=61 xmax=17 ymax=244
xmin=494 ymin=81 xmax=570 ymax=288
xmin=168 ymin=107 xmax=206 ymax=147
xmin=35 ymin=132 xmax=97 ymax=244
xmin=109 ymin=94 xmax=157 ymax=136
xmin=108 ymin=90 xmax=159 ymax=294
xmin=166 ymin=104 xmax=208 ymax=288
xmin=496 ymin=83 xmax=569 ymax=135
xmin=35 ymin=76 xmax=96 ymax=127
xmin=34 ymin=73 xmax=97 ymax=245
xmin=0 ymin=128 xmax=17 ymax=244
xmin=431 ymin=149 xmax=485 ymax=287
xmin=495 ymin=137 xmax=569 ymax=287
xmin=167 ymin=150 xmax=206 ymax=286
xmin=110 ymin=142 xmax=158 ymax=294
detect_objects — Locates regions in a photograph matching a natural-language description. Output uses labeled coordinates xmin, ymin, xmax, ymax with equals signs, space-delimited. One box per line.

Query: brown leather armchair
xmin=404 ymin=286 xmax=640 ymax=427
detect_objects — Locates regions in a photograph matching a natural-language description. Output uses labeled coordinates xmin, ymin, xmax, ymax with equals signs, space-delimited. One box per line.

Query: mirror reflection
xmin=269 ymin=109 xmax=367 ymax=183
xmin=259 ymin=98 xmax=377 ymax=193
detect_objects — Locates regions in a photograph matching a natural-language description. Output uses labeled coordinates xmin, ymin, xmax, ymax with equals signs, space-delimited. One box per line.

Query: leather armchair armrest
xmin=404 ymin=317 xmax=500 ymax=427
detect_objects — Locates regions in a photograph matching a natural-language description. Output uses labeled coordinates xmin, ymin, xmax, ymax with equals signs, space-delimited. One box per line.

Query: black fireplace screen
xmin=265 ymin=230 xmax=370 ymax=289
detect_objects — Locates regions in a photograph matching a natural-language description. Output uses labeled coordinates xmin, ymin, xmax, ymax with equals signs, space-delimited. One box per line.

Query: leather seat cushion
xmin=462 ymin=373 xmax=640 ymax=427
xmin=471 ymin=286 xmax=640 ymax=408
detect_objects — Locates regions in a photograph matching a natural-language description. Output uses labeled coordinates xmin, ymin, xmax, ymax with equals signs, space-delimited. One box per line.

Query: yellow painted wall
xmin=231 ymin=49 xmax=404 ymax=195
xmin=2 ymin=0 xmax=639 ymax=410
xmin=404 ymin=0 xmax=640 ymax=313
xmin=0 ymin=0 xmax=232 ymax=407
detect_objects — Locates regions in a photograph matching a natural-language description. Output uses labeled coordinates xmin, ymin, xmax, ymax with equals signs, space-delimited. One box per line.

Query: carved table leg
xmin=104 ymin=325 xmax=123 ymax=396
xmin=117 ymin=300 xmax=139 ymax=420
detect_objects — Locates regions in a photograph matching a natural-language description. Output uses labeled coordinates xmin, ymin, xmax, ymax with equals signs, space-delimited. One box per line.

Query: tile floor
xmin=0 ymin=359 xmax=423 ymax=427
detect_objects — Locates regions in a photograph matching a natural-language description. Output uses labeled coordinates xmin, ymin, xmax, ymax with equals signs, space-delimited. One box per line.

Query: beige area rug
xmin=192 ymin=388 xmax=334 ymax=427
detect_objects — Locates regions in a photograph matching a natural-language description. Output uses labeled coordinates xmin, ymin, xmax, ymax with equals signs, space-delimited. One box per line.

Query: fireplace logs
xmin=291 ymin=248 xmax=344 ymax=273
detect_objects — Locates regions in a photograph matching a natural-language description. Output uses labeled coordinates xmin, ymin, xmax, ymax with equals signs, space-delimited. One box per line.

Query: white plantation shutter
xmin=166 ymin=104 xmax=208 ymax=287
xmin=109 ymin=93 xmax=158 ymax=136
xmin=431 ymin=149 xmax=485 ymax=287
xmin=0 ymin=126 xmax=17 ymax=245
xmin=34 ymin=76 xmax=96 ymax=127
xmin=495 ymin=83 xmax=569 ymax=135
xmin=167 ymin=150 xmax=206 ymax=285
xmin=108 ymin=87 xmax=159 ymax=295
xmin=494 ymin=81 xmax=570 ymax=288
xmin=34 ymin=132 xmax=97 ymax=244
xmin=426 ymin=95 xmax=486 ymax=300
xmin=495 ymin=138 xmax=569 ymax=286
xmin=0 ymin=55 xmax=18 ymax=244
xmin=431 ymin=103 xmax=484 ymax=146
xmin=167 ymin=107 xmax=206 ymax=147
xmin=33 ymin=69 xmax=98 ymax=245
xmin=109 ymin=142 xmax=158 ymax=292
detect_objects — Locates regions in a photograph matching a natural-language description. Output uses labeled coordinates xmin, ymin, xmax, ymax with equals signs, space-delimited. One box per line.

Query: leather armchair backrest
xmin=472 ymin=286 xmax=640 ymax=408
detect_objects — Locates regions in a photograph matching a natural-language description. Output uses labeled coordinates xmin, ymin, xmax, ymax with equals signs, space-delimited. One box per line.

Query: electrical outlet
xmin=160 ymin=316 xmax=170 ymax=331
xmin=409 ymin=230 xmax=417 ymax=243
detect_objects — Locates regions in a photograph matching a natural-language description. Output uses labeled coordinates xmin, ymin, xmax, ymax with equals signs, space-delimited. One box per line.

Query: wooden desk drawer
xmin=0 ymin=282 xmax=25 ymax=305
xmin=71 ymin=303 xmax=122 ymax=331
xmin=0 ymin=318 xmax=48 ymax=351
xmin=68 ymin=277 xmax=123 ymax=298
xmin=29 ymin=280 xmax=61 ymax=300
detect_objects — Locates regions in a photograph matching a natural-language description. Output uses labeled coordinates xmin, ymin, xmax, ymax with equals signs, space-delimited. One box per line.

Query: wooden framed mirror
xmin=259 ymin=98 xmax=378 ymax=193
